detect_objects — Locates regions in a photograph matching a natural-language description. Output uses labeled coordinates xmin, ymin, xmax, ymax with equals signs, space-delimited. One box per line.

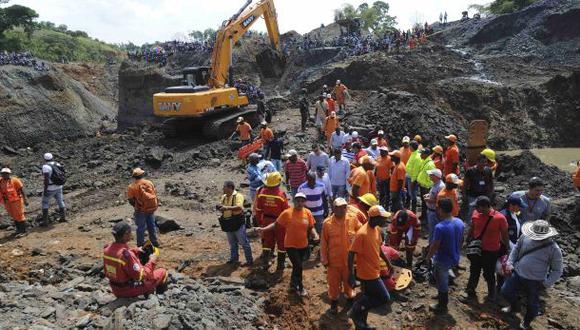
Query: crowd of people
xmin=223 ymin=79 xmax=573 ymax=329
xmin=126 ymin=40 xmax=213 ymax=66
xmin=0 ymin=51 xmax=50 ymax=71
xmin=1 ymin=75 xmax=577 ymax=329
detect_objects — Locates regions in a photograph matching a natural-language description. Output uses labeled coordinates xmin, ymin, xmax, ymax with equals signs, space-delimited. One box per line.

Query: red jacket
xmin=103 ymin=242 xmax=165 ymax=297
xmin=388 ymin=210 xmax=421 ymax=246
xmin=253 ymin=186 xmax=289 ymax=226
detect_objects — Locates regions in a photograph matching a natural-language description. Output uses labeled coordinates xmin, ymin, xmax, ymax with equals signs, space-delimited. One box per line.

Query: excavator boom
xmin=152 ymin=0 xmax=283 ymax=139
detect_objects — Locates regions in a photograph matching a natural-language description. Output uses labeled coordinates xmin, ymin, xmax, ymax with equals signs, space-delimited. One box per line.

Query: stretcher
xmin=237 ymin=138 xmax=264 ymax=159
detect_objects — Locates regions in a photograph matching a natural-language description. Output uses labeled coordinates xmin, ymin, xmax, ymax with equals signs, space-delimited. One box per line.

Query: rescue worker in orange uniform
xmin=432 ymin=145 xmax=445 ymax=172
xmin=235 ymin=116 xmax=253 ymax=147
xmin=334 ymin=80 xmax=349 ymax=113
xmin=103 ymin=221 xmax=168 ymax=298
xmin=387 ymin=210 xmax=421 ymax=267
xmin=0 ymin=168 xmax=28 ymax=237
xmin=349 ymin=156 xmax=376 ymax=199
xmin=376 ymin=130 xmax=389 ymax=149
xmin=399 ymin=136 xmax=412 ymax=165
xmin=574 ymin=160 xmax=580 ymax=192
xmin=348 ymin=193 xmax=377 ymax=224
xmin=375 ymin=146 xmax=393 ymax=209
xmin=444 ymin=134 xmax=460 ymax=176
xmin=321 ymin=198 xmax=361 ymax=314
xmin=437 ymin=174 xmax=462 ymax=217
xmin=324 ymin=112 xmax=339 ymax=145
xmin=326 ymin=94 xmax=336 ymax=115
xmin=253 ymin=172 xmax=290 ymax=271
xmin=259 ymin=121 xmax=274 ymax=159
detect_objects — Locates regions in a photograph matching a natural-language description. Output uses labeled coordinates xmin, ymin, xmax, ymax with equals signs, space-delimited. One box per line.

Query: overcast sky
xmin=8 ymin=0 xmax=489 ymax=45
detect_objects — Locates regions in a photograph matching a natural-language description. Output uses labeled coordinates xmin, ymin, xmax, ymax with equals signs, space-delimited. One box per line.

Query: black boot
xmin=58 ymin=208 xmax=67 ymax=222
xmin=429 ymin=292 xmax=448 ymax=314
xmin=275 ymin=252 xmax=286 ymax=272
xmin=261 ymin=250 xmax=272 ymax=271
xmin=330 ymin=300 xmax=338 ymax=315
xmin=348 ymin=306 xmax=367 ymax=330
xmin=406 ymin=250 xmax=414 ymax=269
xmin=15 ymin=221 xmax=27 ymax=237
xmin=486 ymin=282 xmax=496 ymax=302
xmin=40 ymin=209 xmax=49 ymax=226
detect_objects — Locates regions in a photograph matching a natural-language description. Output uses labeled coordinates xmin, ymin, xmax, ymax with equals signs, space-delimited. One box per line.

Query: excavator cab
xmin=165 ymin=67 xmax=211 ymax=94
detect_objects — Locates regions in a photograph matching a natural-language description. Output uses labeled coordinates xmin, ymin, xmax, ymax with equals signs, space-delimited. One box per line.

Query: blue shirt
xmin=247 ymin=164 xmax=263 ymax=190
xmin=509 ymin=191 xmax=550 ymax=224
xmin=297 ymin=182 xmax=326 ymax=216
xmin=433 ymin=217 xmax=465 ymax=267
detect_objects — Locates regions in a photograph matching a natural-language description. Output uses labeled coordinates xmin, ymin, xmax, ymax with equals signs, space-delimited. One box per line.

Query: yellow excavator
xmin=153 ymin=0 xmax=283 ymax=138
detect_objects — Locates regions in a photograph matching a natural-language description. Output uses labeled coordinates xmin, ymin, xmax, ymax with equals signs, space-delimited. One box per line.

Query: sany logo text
xmin=158 ymin=102 xmax=182 ymax=112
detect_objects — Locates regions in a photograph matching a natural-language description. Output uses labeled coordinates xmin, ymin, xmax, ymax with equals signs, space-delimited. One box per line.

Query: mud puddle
xmin=499 ymin=148 xmax=580 ymax=172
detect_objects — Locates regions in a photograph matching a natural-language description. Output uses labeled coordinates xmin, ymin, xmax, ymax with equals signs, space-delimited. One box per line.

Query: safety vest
xmin=417 ymin=158 xmax=436 ymax=189
xmin=103 ymin=243 xmax=143 ymax=286
xmin=0 ymin=178 xmax=21 ymax=203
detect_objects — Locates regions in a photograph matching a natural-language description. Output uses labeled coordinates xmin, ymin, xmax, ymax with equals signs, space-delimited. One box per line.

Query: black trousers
xmin=287 ymin=247 xmax=308 ymax=290
xmin=467 ymin=250 xmax=499 ymax=294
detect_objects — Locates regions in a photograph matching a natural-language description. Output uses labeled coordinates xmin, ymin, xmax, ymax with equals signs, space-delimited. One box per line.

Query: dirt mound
xmin=0 ymin=65 xmax=115 ymax=148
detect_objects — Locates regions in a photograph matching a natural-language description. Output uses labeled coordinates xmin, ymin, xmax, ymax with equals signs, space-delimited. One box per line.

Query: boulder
xmin=155 ymin=216 xmax=182 ymax=233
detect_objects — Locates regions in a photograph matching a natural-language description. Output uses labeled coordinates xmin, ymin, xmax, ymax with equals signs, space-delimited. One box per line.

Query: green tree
xmin=0 ymin=4 xmax=38 ymax=40
xmin=334 ymin=1 xmax=396 ymax=34
xmin=189 ymin=30 xmax=203 ymax=41
xmin=487 ymin=0 xmax=537 ymax=14
xmin=203 ymin=28 xmax=216 ymax=40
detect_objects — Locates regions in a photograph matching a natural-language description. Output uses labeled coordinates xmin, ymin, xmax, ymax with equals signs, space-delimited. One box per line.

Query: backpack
xmin=137 ymin=183 xmax=158 ymax=213
xmin=49 ymin=162 xmax=67 ymax=186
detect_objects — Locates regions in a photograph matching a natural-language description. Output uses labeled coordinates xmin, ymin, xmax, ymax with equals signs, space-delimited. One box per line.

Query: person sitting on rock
xmin=103 ymin=221 xmax=168 ymax=298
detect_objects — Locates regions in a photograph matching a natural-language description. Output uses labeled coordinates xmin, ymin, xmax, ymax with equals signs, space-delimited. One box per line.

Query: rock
xmin=87 ymin=160 xmax=103 ymax=168
xmin=0 ymin=218 xmax=11 ymax=229
xmin=61 ymin=277 xmax=85 ymax=290
xmin=93 ymin=181 xmax=106 ymax=189
xmin=210 ymin=158 xmax=221 ymax=167
xmin=10 ymin=249 xmax=24 ymax=257
xmin=548 ymin=318 xmax=566 ymax=329
xmin=41 ymin=307 xmax=56 ymax=319
xmin=76 ymin=315 xmax=91 ymax=328
xmin=155 ymin=215 xmax=182 ymax=233
xmin=153 ymin=314 xmax=172 ymax=330
xmin=31 ymin=248 xmax=45 ymax=256
xmin=146 ymin=148 xmax=164 ymax=168
xmin=568 ymin=276 xmax=580 ymax=290
xmin=412 ymin=303 xmax=424 ymax=311
xmin=2 ymin=145 xmax=19 ymax=155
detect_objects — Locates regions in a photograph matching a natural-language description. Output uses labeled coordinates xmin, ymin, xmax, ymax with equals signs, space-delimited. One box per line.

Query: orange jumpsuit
xmin=334 ymin=84 xmax=348 ymax=106
xmin=388 ymin=210 xmax=421 ymax=252
xmin=437 ymin=188 xmax=460 ymax=217
xmin=254 ymin=186 xmax=289 ymax=253
xmin=324 ymin=116 xmax=339 ymax=143
xmin=326 ymin=98 xmax=336 ymax=115
xmin=0 ymin=177 xmax=25 ymax=221
xmin=321 ymin=213 xmax=361 ymax=300
xmin=399 ymin=146 xmax=412 ymax=165
xmin=349 ymin=166 xmax=372 ymax=197
xmin=433 ymin=154 xmax=445 ymax=172
xmin=103 ymin=242 xmax=167 ymax=298
xmin=444 ymin=144 xmax=460 ymax=176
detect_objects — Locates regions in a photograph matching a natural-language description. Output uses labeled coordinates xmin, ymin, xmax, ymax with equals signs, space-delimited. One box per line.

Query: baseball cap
xmin=352 ymin=131 xmax=359 ymax=138
xmin=112 ymin=221 xmax=131 ymax=237
xmin=445 ymin=134 xmax=457 ymax=142
xmin=414 ymin=135 xmax=422 ymax=142
xmin=330 ymin=111 xmax=336 ymax=117
xmin=445 ymin=173 xmax=462 ymax=185
xmin=1 ymin=168 xmax=12 ymax=174
xmin=433 ymin=145 xmax=443 ymax=154
xmin=333 ymin=198 xmax=348 ymax=207
xmin=294 ymin=192 xmax=307 ymax=199
xmin=420 ymin=147 xmax=431 ymax=155
xmin=316 ymin=165 xmax=326 ymax=172
xmin=402 ymin=136 xmax=411 ymax=143
xmin=368 ymin=205 xmax=392 ymax=218
xmin=288 ymin=149 xmax=298 ymax=157
xmin=236 ymin=116 xmax=244 ymax=123
xmin=507 ymin=195 xmax=522 ymax=207
xmin=378 ymin=130 xmax=384 ymax=135
xmin=359 ymin=155 xmax=375 ymax=165
xmin=371 ymin=139 xmax=378 ymax=146
xmin=132 ymin=168 xmax=145 ymax=177
xmin=261 ymin=120 xmax=267 ymax=125
xmin=426 ymin=169 xmax=442 ymax=178
xmin=378 ymin=146 xmax=389 ymax=152
xmin=44 ymin=153 xmax=53 ymax=161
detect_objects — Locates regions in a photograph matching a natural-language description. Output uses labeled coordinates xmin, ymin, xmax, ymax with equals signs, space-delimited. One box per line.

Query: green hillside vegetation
xmin=3 ymin=27 xmax=122 ymax=63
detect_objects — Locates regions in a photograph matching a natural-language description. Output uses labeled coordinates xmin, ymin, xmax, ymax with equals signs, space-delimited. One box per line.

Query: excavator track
xmin=161 ymin=105 xmax=258 ymax=140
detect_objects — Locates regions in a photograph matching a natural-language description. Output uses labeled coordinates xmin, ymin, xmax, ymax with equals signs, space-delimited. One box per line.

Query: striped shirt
xmin=297 ymin=182 xmax=326 ymax=216
xmin=285 ymin=158 xmax=308 ymax=188
xmin=342 ymin=149 xmax=355 ymax=163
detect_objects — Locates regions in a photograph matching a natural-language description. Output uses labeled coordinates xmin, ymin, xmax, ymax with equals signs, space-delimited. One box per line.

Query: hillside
xmin=3 ymin=27 xmax=123 ymax=63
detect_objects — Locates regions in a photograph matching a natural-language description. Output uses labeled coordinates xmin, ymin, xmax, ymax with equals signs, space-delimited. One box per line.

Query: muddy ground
xmin=1 ymin=104 xmax=580 ymax=329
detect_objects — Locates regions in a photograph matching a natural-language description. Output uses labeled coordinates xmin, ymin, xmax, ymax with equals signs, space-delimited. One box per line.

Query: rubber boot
xmin=347 ymin=306 xmax=367 ymax=330
xmin=275 ymin=252 xmax=286 ymax=272
xmin=40 ymin=209 xmax=49 ymax=226
xmin=362 ymin=310 xmax=375 ymax=330
xmin=330 ymin=300 xmax=338 ymax=314
xmin=406 ymin=249 xmax=414 ymax=269
xmin=429 ymin=292 xmax=448 ymax=314
xmin=15 ymin=221 xmax=27 ymax=237
xmin=261 ymin=250 xmax=272 ymax=271
xmin=486 ymin=282 xmax=496 ymax=302
xmin=59 ymin=208 xmax=67 ymax=222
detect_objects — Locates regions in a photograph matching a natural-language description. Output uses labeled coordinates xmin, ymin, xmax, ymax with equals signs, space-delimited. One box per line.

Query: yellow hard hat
xmin=358 ymin=193 xmax=378 ymax=207
xmin=481 ymin=148 xmax=496 ymax=162
xmin=263 ymin=171 xmax=282 ymax=187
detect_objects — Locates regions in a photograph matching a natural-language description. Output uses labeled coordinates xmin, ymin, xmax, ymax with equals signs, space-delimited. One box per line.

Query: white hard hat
xmin=44 ymin=153 xmax=53 ymax=161
xmin=1 ymin=168 xmax=11 ymax=174
xmin=352 ymin=131 xmax=359 ymax=138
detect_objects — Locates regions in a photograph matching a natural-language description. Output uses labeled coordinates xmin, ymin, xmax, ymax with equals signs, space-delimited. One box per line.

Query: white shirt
xmin=42 ymin=162 xmax=63 ymax=191
xmin=316 ymin=173 xmax=332 ymax=198
xmin=331 ymin=131 xmax=346 ymax=150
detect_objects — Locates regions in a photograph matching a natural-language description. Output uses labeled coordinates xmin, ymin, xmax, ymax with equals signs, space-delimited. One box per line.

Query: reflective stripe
xmin=104 ymin=255 xmax=126 ymax=266
xmin=138 ymin=268 xmax=144 ymax=281
xmin=257 ymin=194 xmax=286 ymax=202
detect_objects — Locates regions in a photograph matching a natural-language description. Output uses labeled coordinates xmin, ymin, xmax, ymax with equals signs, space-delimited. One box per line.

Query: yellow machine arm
xmin=209 ymin=0 xmax=281 ymax=88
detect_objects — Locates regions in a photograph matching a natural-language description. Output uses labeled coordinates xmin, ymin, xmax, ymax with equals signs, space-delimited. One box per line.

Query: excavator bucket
xmin=256 ymin=49 xmax=285 ymax=78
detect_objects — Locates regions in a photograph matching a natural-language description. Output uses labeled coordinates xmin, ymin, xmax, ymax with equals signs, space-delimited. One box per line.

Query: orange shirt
xmin=437 ymin=188 xmax=460 ymax=216
xmin=400 ymin=146 xmax=412 ymax=165
xmin=349 ymin=167 xmax=370 ymax=196
xmin=326 ymin=98 xmax=336 ymax=115
xmin=377 ymin=137 xmax=389 ymax=148
xmin=260 ymin=127 xmax=273 ymax=142
xmin=347 ymin=203 xmax=368 ymax=224
xmin=367 ymin=170 xmax=377 ymax=196
xmin=277 ymin=207 xmax=315 ymax=249
xmin=324 ymin=116 xmax=339 ymax=137
xmin=321 ymin=213 xmax=361 ymax=267
xmin=236 ymin=122 xmax=252 ymax=141
xmin=127 ymin=179 xmax=157 ymax=213
xmin=574 ymin=164 xmax=580 ymax=188
xmin=0 ymin=177 xmax=23 ymax=203
xmin=390 ymin=162 xmax=406 ymax=192
xmin=444 ymin=144 xmax=459 ymax=176
xmin=375 ymin=155 xmax=393 ymax=180
xmin=433 ymin=155 xmax=445 ymax=172
xmin=334 ymin=84 xmax=348 ymax=103
xmin=350 ymin=223 xmax=383 ymax=280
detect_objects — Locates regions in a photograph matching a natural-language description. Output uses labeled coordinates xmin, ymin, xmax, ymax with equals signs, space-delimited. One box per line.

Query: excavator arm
xmin=209 ymin=0 xmax=281 ymax=88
